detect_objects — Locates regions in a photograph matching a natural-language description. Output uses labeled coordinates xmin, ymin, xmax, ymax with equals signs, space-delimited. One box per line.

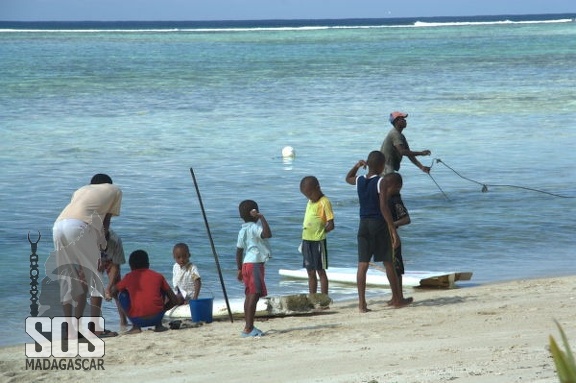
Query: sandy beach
xmin=2 ymin=275 xmax=575 ymax=383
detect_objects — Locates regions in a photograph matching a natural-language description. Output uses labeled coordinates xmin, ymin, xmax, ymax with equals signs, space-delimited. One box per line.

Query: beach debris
xmin=267 ymin=293 xmax=332 ymax=315
xmin=166 ymin=319 xmax=203 ymax=330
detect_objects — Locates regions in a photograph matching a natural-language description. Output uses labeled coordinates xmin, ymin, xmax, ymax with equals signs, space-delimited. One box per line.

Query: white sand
xmin=2 ymin=275 xmax=575 ymax=383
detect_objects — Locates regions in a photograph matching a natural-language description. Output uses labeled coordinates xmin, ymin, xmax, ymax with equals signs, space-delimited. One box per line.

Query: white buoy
xmin=282 ymin=146 xmax=295 ymax=158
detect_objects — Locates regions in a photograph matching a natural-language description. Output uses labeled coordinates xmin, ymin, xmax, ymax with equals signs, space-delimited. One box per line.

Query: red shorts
xmin=242 ymin=263 xmax=267 ymax=296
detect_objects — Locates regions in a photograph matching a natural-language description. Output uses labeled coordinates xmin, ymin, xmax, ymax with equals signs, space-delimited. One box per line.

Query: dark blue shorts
xmin=302 ymin=239 xmax=328 ymax=270
xmin=119 ymin=290 xmax=165 ymax=328
xmin=357 ymin=218 xmax=393 ymax=263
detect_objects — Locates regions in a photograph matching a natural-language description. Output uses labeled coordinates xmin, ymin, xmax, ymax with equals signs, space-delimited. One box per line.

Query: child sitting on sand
xmin=112 ymin=249 xmax=179 ymax=334
xmin=236 ymin=200 xmax=272 ymax=337
xmin=172 ymin=242 xmax=202 ymax=304
xmin=345 ymin=151 xmax=412 ymax=312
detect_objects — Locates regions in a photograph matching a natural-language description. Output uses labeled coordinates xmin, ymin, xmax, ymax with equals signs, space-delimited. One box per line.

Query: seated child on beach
xmin=172 ymin=242 xmax=202 ymax=304
xmin=111 ymin=249 xmax=179 ymax=334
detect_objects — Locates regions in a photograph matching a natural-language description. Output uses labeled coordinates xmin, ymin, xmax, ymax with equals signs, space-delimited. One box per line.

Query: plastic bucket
xmin=189 ymin=297 xmax=213 ymax=323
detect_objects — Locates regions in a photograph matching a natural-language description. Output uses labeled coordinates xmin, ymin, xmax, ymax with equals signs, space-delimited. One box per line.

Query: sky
xmin=1 ymin=0 xmax=575 ymax=22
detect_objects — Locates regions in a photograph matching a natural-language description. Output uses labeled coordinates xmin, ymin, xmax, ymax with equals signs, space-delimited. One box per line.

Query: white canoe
xmin=164 ymin=293 xmax=331 ymax=321
xmin=164 ymin=297 xmax=267 ymax=321
xmin=279 ymin=267 xmax=473 ymax=289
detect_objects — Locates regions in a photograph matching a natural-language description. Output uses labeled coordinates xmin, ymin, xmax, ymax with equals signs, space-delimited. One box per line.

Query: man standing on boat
xmin=380 ymin=111 xmax=432 ymax=175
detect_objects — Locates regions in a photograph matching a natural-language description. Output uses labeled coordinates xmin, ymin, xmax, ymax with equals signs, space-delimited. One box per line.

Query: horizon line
xmin=1 ymin=12 xmax=575 ymax=23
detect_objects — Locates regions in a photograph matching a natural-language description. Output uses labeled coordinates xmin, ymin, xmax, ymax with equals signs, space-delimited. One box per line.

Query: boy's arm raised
xmin=251 ymin=209 xmax=272 ymax=238
xmin=258 ymin=214 xmax=272 ymax=239
xmin=346 ymin=160 xmax=366 ymax=185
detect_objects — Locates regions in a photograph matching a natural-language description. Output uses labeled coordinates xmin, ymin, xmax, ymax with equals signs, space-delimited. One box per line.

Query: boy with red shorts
xmin=236 ymin=200 xmax=272 ymax=337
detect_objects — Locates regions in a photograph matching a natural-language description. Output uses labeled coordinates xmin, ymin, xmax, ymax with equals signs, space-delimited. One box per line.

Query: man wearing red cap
xmin=380 ymin=111 xmax=431 ymax=175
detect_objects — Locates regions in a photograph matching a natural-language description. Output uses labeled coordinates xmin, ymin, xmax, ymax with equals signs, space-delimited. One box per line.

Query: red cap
xmin=389 ymin=111 xmax=408 ymax=125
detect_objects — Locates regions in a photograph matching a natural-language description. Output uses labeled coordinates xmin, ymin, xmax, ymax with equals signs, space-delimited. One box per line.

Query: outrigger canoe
xmin=164 ymin=293 xmax=332 ymax=321
xmin=279 ymin=267 xmax=473 ymax=289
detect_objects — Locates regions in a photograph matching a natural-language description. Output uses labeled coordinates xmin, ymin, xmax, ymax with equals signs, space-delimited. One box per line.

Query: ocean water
xmin=1 ymin=14 xmax=575 ymax=347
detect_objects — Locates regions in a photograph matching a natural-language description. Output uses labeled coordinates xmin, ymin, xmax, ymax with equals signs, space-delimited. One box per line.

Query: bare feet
xmin=95 ymin=329 xmax=118 ymax=338
xmin=391 ymin=297 xmax=413 ymax=308
xmin=126 ymin=326 xmax=142 ymax=335
xmin=154 ymin=325 xmax=168 ymax=332
xmin=359 ymin=304 xmax=372 ymax=313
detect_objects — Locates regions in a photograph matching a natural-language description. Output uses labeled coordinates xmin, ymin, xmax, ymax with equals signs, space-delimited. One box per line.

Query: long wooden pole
xmin=190 ymin=168 xmax=234 ymax=323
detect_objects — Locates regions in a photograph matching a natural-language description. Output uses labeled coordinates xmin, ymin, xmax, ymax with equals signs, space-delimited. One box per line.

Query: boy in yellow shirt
xmin=300 ymin=176 xmax=334 ymax=295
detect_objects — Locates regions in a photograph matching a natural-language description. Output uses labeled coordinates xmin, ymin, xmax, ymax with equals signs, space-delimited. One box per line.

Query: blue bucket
xmin=189 ymin=297 xmax=213 ymax=323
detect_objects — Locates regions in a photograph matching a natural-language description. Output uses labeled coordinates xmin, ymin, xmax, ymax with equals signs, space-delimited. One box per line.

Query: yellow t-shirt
xmin=302 ymin=196 xmax=334 ymax=241
xmin=56 ymin=183 xmax=122 ymax=231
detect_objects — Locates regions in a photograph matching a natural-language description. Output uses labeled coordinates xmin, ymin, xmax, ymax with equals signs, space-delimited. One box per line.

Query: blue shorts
xmin=302 ymin=239 xmax=328 ymax=270
xmin=119 ymin=291 xmax=165 ymax=328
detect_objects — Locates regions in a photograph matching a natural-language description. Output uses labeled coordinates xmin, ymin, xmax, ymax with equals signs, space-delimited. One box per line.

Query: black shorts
xmin=302 ymin=239 xmax=328 ymax=270
xmin=357 ymin=218 xmax=393 ymax=263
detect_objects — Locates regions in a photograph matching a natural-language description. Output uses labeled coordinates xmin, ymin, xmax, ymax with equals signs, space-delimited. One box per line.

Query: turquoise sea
xmin=1 ymin=14 xmax=575 ymax=347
